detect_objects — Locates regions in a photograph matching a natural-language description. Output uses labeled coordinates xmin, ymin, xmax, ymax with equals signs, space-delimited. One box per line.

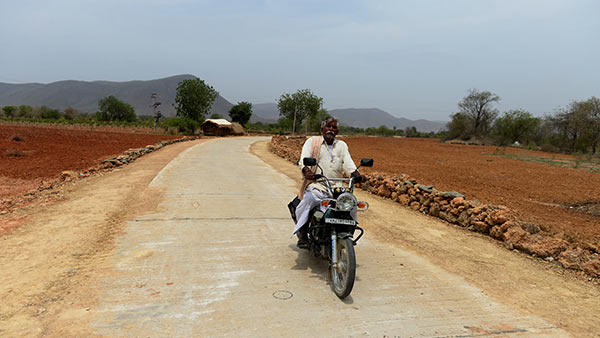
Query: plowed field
xmin=345 ymin=137 xmax=600 ymax=251
xmin=1 ymin=123 xmax=181 ymax=200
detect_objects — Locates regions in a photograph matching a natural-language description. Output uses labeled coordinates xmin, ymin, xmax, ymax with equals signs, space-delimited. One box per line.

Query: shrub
xmin=540 ymin=143 xmax=560 ymax=153
xmin=39 ymin=106 xmax=62 ymax=119
xmin=2 ymin=106 xmax=17 ymax=118
xmin=164 ymin=117 xmax=200 ymax=135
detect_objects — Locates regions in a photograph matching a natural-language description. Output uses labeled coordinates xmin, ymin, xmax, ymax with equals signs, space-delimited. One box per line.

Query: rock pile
xmin=100 ymin=138 xmax=192 ymax=169
xmin=269 ymin=135 xmax=600 ymax=278
xmin=269 ymin=135 xmax=305 ymax=163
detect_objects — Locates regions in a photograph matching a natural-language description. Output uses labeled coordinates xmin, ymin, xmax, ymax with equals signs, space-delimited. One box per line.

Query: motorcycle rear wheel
xmin=331 ymin=238 xmax=356 ymax=299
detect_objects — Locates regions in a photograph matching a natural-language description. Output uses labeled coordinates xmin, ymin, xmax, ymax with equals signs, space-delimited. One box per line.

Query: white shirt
xmin=299 ymin=136 xmax=357 ymax=192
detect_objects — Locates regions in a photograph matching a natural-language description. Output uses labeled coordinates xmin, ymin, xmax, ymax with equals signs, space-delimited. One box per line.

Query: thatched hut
xmin=230 ymin=122 xmax=246 ymax=135
xmin=201 ymin=119 xmax=246 ymax=136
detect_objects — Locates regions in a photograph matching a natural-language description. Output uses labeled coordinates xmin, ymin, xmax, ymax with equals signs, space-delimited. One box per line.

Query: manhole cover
xmin=272 ymin=290 xmax=293 ymax=300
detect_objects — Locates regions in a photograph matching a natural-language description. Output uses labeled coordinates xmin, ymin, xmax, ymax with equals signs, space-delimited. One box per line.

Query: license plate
xmin=325 ymin=218 xmax=355 ymax=225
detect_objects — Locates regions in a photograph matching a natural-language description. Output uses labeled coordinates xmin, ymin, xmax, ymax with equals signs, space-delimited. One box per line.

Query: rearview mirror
xmin=303 ymin=157 xmax=317 ymax=166
xmin=360 ymin=158 xmax=374 ymax=167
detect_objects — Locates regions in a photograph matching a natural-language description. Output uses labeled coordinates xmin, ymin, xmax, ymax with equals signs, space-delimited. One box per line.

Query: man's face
xmin=322 ymin=120 xmax=338 ymax=144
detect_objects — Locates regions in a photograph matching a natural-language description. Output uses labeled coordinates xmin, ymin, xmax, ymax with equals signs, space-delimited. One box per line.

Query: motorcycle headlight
xmin=336 ymin=192 xmax=357 ymax=211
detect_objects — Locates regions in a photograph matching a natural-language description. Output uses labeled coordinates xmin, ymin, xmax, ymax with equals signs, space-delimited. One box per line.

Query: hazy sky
xmin=1 ymin=0 xmax=598 ymax=120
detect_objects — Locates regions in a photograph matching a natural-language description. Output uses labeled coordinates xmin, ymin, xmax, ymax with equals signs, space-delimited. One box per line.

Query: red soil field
xmin=344 ymin=137 xmax=600 ymax=251
xmin=1 ymin=123 xmax=182 ymax=200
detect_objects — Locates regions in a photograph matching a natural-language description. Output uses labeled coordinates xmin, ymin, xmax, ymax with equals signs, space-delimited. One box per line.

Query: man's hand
xmin=351 ymin=170 xmax=365 ymax=184
xmin=302 ymin=167 xmax=316 ymax=180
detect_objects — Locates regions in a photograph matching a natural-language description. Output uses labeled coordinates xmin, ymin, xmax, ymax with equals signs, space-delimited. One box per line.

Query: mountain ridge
xmin=0 ymin=74 xmax=233 ymax=117
xmin=251 ymin=103 xmax=446 ymax=132
xmin=0 ymin=76 xmax=446 ymax=132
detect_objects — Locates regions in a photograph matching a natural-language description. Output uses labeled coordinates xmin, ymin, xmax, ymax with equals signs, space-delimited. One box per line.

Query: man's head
xmin=321 ymin=117 xmax=338 ymax=145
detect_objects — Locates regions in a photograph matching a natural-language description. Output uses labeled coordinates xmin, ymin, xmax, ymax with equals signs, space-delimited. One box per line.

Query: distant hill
xmin=328 ymin=108 xmax=446 ymax=133
xmin=249 ymin=103 xmax=446 ymax=133
xmin=249 ymin=103 xmax=279 ymax=124
xmin=0 ymin=74 xmax=233 ymax=117
xmin=0 ymin=76 xmax=446 ymax=131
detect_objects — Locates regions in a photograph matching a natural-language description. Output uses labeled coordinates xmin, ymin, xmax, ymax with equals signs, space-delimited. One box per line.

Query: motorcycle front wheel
xmin=331 ymin=238 xmax=356 ymax=299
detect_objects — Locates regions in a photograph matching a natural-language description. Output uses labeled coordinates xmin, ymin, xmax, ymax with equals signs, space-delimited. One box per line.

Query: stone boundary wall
xmin=99 ymin=137 xmax=194 ymax=169
xmin=270 ymin=135 xmax=600 ymax=278
xmin=1 ymin=136 xmax=195 ymax=215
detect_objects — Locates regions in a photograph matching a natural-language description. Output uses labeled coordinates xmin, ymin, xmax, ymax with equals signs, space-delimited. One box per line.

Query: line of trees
xmin=13 ymin=82 xmax=596 ymax=150
xmin=448 ymin=89 xmax=600 ymax=154
xmin=1 ymin=77 xmax=252 ymax=135
xmin=1 ymin=96 xmax=138 ymax=123
xmin=338 ymin=125 xmax=441 ymax=138
xmin=273 ymin=88 xmax=443 ymax=137
xmin=246 ymin=120 xmax=441 ymax=138
xmin=1 ymin=104 xmax=82 ymax=120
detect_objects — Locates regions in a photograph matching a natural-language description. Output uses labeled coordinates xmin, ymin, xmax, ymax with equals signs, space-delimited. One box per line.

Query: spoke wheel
xmin=331 ymin=238 xmax=356 ymax=299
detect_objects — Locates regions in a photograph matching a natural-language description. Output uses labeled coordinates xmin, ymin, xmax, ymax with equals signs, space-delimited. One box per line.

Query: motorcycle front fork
xmin=330 ymin=231 xmax=338 ymax=268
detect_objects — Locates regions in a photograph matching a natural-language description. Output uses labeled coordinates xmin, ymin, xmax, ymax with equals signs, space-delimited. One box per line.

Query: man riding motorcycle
xmin=292 ymin=117 xmax=364 ymax=248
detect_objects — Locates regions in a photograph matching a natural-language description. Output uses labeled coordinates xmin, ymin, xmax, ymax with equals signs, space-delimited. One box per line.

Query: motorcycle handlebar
xmin=304 ymin=174 xmax=323 ymax=180
xmin=304 ymin=174 xmax=360 ymax=195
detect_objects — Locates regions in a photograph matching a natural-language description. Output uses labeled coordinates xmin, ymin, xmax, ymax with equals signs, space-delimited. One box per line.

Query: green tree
xmin=546 ymin=113 xmax=571 ymax=151
xmin=446 ymin=112 xmax=472 ymax=140
xmin=229 ymin=101 xmax=253 ymax=127
xmin=492 ymin=110 xmax=541 ymax=145
xmin=18 ymin=105 xmax=33 ymax=118
xmin=547 ymin=99 xmax=599 ymax=153
xmin=577 ymin=97 xmax=600 ymax=153
xmin=209 ymin=113 xmax=223 ymax=119
xmin=39 ymin=105 xmax=62 ymax=119
xmin=564 ymin=106 xmax=588 ymax=153
xmin=174 ymin=78 xmax=218 ymax=123
xmin=2 ymin=106 xmax=17 ymax=118
xmin=405 ymin=126 xmax=418 ymax=138
xmin=457 ymin=89 xmax=500 ymax=136
xmin=96 ymin=96 xmax=136 ymax=122
xmin=308 ymin=108 xmax=330 ymax=132
xmin=277 ymin=89 xmax=323 ymax=134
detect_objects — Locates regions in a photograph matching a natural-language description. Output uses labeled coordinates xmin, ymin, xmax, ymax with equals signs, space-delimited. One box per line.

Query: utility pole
xmin=151 ymin=93 xmax=162 ymax=132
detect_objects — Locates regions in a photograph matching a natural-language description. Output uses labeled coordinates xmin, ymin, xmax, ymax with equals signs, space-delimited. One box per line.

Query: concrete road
xmin=90 ymin=137 xmax=569 ymax=337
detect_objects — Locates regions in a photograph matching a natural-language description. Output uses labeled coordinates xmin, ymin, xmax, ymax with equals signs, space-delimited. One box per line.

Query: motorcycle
xmin=297 ymin=157 xmax=373 ymax=299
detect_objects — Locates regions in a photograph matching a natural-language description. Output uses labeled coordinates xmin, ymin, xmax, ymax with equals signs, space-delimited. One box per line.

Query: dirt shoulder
xmin=251 ymin=140 xmax=600 ymax=337
xmin=345 ymin=137 xmax=600 ymax=251
xmin=0 ymin=139 xmax=208 ymax=337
